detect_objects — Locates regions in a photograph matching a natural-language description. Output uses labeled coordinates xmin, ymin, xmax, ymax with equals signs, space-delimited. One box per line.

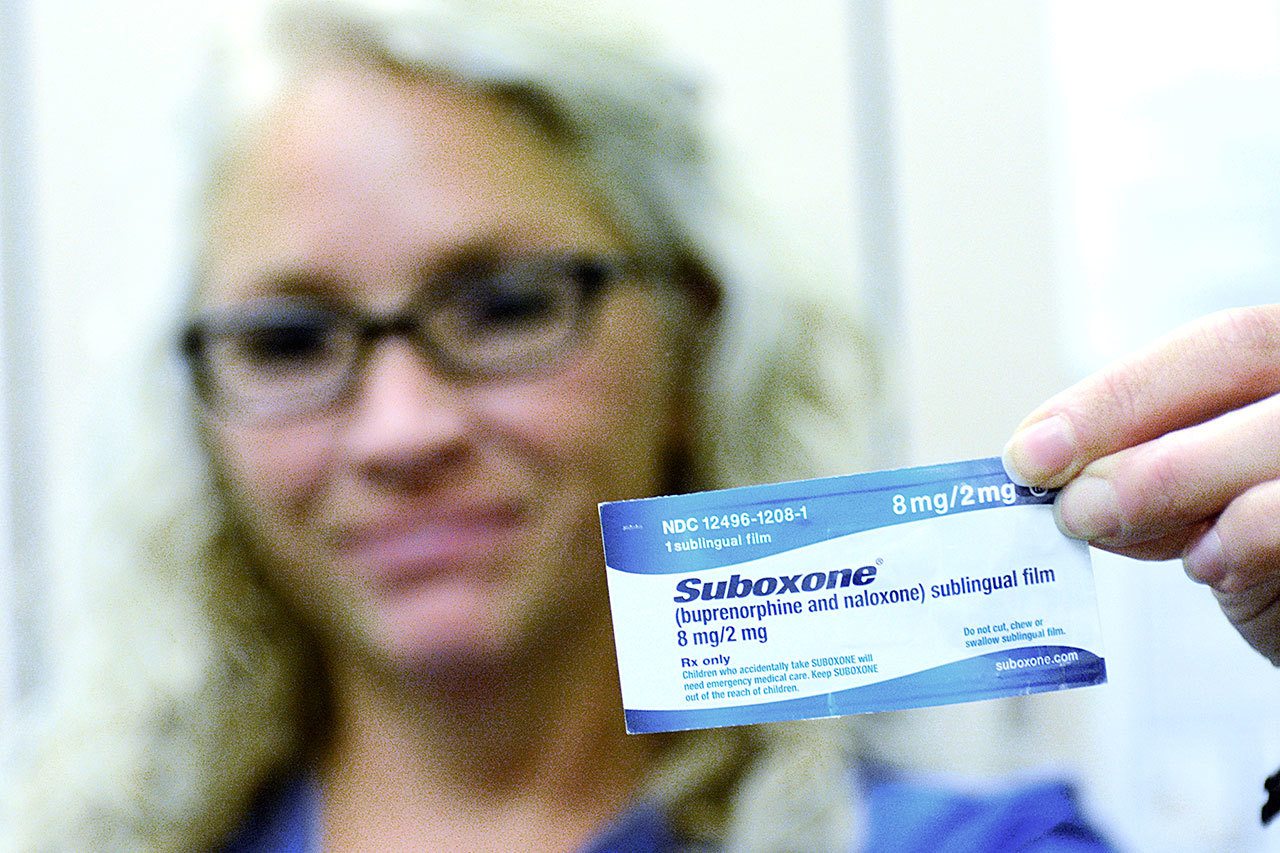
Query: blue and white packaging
xmin=599 ymin=457 xmax=1106 ymax=734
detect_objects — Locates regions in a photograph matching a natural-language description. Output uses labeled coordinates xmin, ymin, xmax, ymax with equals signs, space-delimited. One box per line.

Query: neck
xmin=317 ymin=617 xmax=660 ymax=851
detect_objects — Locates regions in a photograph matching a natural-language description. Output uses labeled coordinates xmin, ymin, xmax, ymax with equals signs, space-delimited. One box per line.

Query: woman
xmin=4 ymin=1 xmax=1277 ymax=850
xmin=6 ymin=4 xmax=878 ymax=849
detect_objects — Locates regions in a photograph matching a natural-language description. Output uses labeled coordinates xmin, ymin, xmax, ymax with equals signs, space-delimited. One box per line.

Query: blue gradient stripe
xmin=600 ymin=457 xmax=1054 ymax=575
xmin=624 ymin=646 xmax=1106 ymax=734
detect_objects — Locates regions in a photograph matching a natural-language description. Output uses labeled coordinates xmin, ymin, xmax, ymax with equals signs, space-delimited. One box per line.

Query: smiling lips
xmin=336 ymin=503 xmax=526 ymax=587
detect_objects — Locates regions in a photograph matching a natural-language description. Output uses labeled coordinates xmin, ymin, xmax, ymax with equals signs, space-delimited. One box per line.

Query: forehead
xmin=202 ymin=63 xmax=624 ymax=305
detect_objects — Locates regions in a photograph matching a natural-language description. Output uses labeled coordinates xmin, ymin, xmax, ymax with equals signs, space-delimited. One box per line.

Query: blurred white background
xmin=2 ymin=1 xmax=1278 ymax=850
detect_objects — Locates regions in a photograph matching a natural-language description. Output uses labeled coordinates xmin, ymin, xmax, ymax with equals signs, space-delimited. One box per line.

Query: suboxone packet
xmin=599 ymin=456 xmax=1106 ymax=734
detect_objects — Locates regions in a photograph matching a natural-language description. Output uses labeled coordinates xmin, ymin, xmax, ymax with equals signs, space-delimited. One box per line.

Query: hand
xmin=1001 ymin=305 xmax=1280 ymax=665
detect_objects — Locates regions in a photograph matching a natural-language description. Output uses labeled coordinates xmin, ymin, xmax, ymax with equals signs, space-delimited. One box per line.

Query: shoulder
xmin=860 ymin=764 xmax=1114 ymax=853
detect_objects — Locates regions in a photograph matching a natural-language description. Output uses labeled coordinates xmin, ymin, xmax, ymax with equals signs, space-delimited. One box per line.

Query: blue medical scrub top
xmin=221 ymin=766 xmax=1113 ymax=852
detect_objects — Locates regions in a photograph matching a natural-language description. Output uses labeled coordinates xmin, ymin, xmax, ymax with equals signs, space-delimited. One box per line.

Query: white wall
xmin=7 ymin=0 xmax=216 ymax=703
xmin=890 ymin=1 xmax=1068 ymax=465
xmin=0 ymin=0 xmax=38 ymax=732
xmin=0 ymin=178 xmax=13 ymax=733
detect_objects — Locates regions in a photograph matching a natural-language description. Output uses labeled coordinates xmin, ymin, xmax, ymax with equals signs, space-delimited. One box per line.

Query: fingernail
xmin=1002 ymin=415 xmax=1076 ymax=486
xmin=1055 ymin=476 xmax=1121 ymax=541
xmin=1184 ymin=529 xmax=1228 ymax=587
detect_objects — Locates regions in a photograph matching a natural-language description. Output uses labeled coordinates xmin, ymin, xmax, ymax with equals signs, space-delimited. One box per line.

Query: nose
xmin=341 ymin=337 xmax=471 ymax=483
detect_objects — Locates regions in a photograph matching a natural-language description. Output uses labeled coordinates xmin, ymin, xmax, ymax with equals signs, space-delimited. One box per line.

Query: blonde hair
xmin=0 ymin=2 xmax=877 ymax=849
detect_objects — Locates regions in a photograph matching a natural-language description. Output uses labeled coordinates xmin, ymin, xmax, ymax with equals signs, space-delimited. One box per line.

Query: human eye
xmin=439 ymin=263 xmax=574 ymax=340
xmin=421 ymin=253 xmax=620 ymax=376
xmin=464 ymin=278 xmax=561 ymax=332
xmin=219 ymin=301 xmax=349 ymax=373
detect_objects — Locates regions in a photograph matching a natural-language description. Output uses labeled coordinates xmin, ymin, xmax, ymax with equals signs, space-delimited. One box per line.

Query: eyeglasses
xmin=181 ymin=251 xmax=641 ymax=422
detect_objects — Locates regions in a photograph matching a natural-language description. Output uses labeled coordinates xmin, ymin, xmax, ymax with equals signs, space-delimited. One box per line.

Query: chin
xmin=364 ymin=593 xmax=530 ymax=679
xmin=352 ymin=570 xmax=604 ymax=684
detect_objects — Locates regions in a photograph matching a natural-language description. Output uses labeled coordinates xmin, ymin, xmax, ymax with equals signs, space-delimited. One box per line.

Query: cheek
xmin=208 ymin=419 xmax=337 ymax=518
xmin=478 ymin=337 xmax=678 ymax=500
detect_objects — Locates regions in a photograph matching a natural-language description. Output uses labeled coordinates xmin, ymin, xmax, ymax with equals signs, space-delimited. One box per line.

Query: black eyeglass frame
xmin=180 ymin=251 xmax=648 ymax=423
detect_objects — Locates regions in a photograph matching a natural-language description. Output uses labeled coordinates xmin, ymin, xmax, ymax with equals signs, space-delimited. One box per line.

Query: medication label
xmin=599 ymin=457 xmax=1106 ymax=734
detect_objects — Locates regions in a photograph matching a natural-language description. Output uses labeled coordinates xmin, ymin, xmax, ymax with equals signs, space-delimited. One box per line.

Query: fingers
xmin=1087 ymin=522 xmax=1210 ymax=563
xmin=1209 ymin=574 xmax=1280 ymax=667
xmin=1186 ymin=456 xmax=1280 ymax=667
xmin=1003 ymin=305 xmax=1280 ymax=489
xmin=1184 ymin=478 xmax=1280 ymax=593
xmin=1003 ymin=305 xmax=1280 ymax=667
xmin=1050 ymin=391 xmax=1280 ymax=546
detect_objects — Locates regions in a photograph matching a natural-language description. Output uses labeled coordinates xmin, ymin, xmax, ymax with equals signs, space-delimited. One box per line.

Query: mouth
xmin=335 ymin=503 xmax=526 ymax=588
